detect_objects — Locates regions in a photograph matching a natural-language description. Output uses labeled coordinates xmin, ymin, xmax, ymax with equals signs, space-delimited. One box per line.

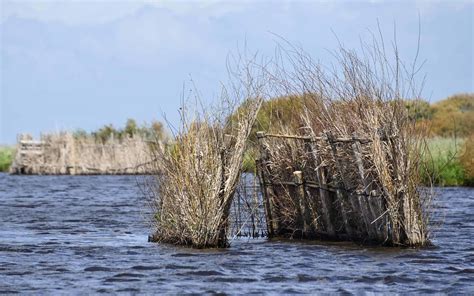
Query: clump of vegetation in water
xmin=0 ymin=146 xmax=15 ymax=172
xmin=148 ymin=54 xmax=267 ymax=248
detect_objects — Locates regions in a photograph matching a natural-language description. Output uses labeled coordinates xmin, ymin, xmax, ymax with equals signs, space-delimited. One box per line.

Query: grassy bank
xmin=422 ymin=138 xmax=465 ymax=186
xmin=0 ymin=146 xmax=15 ymax=172
xmin=422 ymin=137 xmax=473 ymax=186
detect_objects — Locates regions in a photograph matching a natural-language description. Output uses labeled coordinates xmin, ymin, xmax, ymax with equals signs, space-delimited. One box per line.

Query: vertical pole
xmin=293 ymin=170 xmax=309 ymax=236
xmin=237 ymin=189 xmax=242 ymax=237
xmin=351 ymin=134 xmax=378 ymax=240
xmin=326 ymin=132 xmax=355 ymax=238
xmin=305 ymin=137 xmax=336 ymax=237
xmin=256 ymin=131 xmax=275 ymax=237
xmin=252 ymin=176 xmax=259 ymax=238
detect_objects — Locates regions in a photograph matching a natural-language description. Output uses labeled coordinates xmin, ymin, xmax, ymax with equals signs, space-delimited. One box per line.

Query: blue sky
xmin=1 ymin=0 xmax=472 ymax=144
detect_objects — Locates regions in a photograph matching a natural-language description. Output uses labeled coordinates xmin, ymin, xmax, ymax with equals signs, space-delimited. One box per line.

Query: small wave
xmin=183 ymin=270 xmax=225 ymax=277
xmin=112 ymin=272 xmax=145 ymax=278
xmin=131 ymin=265 xmax=161 ymax=271
xmin=84 ymin=266 xmax=112 ymax=272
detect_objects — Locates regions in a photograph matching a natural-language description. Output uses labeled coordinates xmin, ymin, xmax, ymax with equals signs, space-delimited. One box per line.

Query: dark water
xmin=0 ymin=174 xmax=473 ymax=294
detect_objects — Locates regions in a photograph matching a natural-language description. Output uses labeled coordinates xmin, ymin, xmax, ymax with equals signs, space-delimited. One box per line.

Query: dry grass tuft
xmin=149 ymin=55 xmax=267 ymax=248
xmin=149 ymin=98 xmax=263 ymax=248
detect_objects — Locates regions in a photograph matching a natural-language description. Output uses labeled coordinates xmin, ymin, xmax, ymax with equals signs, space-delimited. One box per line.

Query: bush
xmin=430 ymin=93 xmax=474 ymax=137
xmin=460 ymin=134 xmax=474 ymax=186
xmin=0 ymin=147 xmax=14 ymax=172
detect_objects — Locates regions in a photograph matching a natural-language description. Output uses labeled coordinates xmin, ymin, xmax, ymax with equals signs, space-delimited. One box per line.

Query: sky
xmin=0 ymin=0 xmax=472 ymax=144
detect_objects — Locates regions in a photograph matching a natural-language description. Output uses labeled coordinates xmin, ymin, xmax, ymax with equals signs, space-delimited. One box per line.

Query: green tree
xmin=404 ymin=99 xmax=433 ymax=121
xmin=430 ymin=93 xmax=474 ymax=137
xmin=94 ymin=124 xmax=117 ymax=143
xmin=151 ymin=120 xmax=165 ymax=140
xmin=124 ymin=118 xmax=138 ymax=138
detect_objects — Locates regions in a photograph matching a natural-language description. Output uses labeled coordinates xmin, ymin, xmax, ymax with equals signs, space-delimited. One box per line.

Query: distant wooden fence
xmin=255 ymin=130 xmax=413 ymax=245
xmin=10 ymin=133 xmax=154 ymax=175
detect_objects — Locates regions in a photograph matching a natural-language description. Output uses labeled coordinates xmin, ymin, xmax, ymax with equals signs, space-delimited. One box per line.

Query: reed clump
xmin=148 ymin=53 xmax=269 ymax=248
xmin=148 ymin=98 xmax=262 ymax=248
xmin=256 ymin=32 xmax=431 ymax=246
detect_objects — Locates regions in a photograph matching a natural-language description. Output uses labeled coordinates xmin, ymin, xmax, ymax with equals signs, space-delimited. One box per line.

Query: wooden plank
xmin=259 ymin=132 xmax=376 ymax=143
xmin=20 ymin=150 xmax=43 ymax=155
xmin=264 ymin=133 xmax=313 ymax=141
xmin=19 ymin=140 xmax=44 ymax=145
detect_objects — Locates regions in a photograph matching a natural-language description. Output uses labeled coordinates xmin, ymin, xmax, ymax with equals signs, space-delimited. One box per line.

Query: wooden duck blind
xmin=256 ymin=131 xmax=427 ymax=246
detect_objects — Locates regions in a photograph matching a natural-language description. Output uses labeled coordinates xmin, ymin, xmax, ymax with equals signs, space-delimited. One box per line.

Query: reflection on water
xmin=0 ymin=174 xmax=472 ymax=293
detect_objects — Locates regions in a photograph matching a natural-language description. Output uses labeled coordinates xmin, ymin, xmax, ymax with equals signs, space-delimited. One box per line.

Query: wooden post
xmin=293 ymin=171 xmax=310 ymax=236
xmin=237 ymin=189 xmax=242 ymax=237
xmin=326 ymin=132 xmax=355 ymax=238
xmin=351 ymin=134 xmax=378 ymax=240
xmin=256 ymin=131 xmax=276 ymax=237
xmin=304 ymin=137 xmax=336 ymax=237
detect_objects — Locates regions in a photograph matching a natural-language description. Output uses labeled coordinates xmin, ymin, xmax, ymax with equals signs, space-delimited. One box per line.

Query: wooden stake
xmin=326 ymin=132 xmax=355 ymax=238
xmin=351 ymin=133 xmax=378 ymax=240
xmin=293 ymin=170 xmax=310 ymax=235
xmin=304 ymin=138 xmax=336 ymax=237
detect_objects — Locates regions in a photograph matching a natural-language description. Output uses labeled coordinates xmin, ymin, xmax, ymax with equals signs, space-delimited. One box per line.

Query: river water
xmin=0 ymin=174 xmax=472 ymax=294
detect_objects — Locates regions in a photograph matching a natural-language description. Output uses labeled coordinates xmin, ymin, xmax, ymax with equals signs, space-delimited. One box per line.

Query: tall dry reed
xmin=149 ymin=54 xmax=267 ymax=248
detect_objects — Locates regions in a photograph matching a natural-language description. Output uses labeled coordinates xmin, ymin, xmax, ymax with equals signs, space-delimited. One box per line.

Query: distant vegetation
xmin=74 ymin=119 xmax=166 ymax=144
xmin=423 ymin=137 xmax=467 ymax=186
xmin=409 ymin=93 xmax=473 ymax=186
xmin=0 ymin=146 xmax=15 ymax=172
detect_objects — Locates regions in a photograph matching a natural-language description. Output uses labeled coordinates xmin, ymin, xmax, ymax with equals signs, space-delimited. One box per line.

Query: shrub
xmin=430 ymin=93 xmax=474 ymax=137
xmin=460 ymin=134 xmax=474 ymax=186
xmin=0 ymin=147 xmax=14 ymax=172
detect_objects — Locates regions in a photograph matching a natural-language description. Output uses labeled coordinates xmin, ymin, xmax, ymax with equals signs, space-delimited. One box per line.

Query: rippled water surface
xmin=0 ymin=174 xmax=473 ymax=294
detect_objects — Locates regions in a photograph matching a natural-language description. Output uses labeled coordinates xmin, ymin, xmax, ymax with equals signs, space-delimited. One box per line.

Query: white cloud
xmin=1 ymin=1 xmax=143 ymax=25
xmin=0 ymin=0 xmax=251 ymax=25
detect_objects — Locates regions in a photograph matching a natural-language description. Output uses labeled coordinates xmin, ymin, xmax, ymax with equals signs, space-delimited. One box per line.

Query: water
xmin=0 ymin=174 xmax=473 ymax=294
